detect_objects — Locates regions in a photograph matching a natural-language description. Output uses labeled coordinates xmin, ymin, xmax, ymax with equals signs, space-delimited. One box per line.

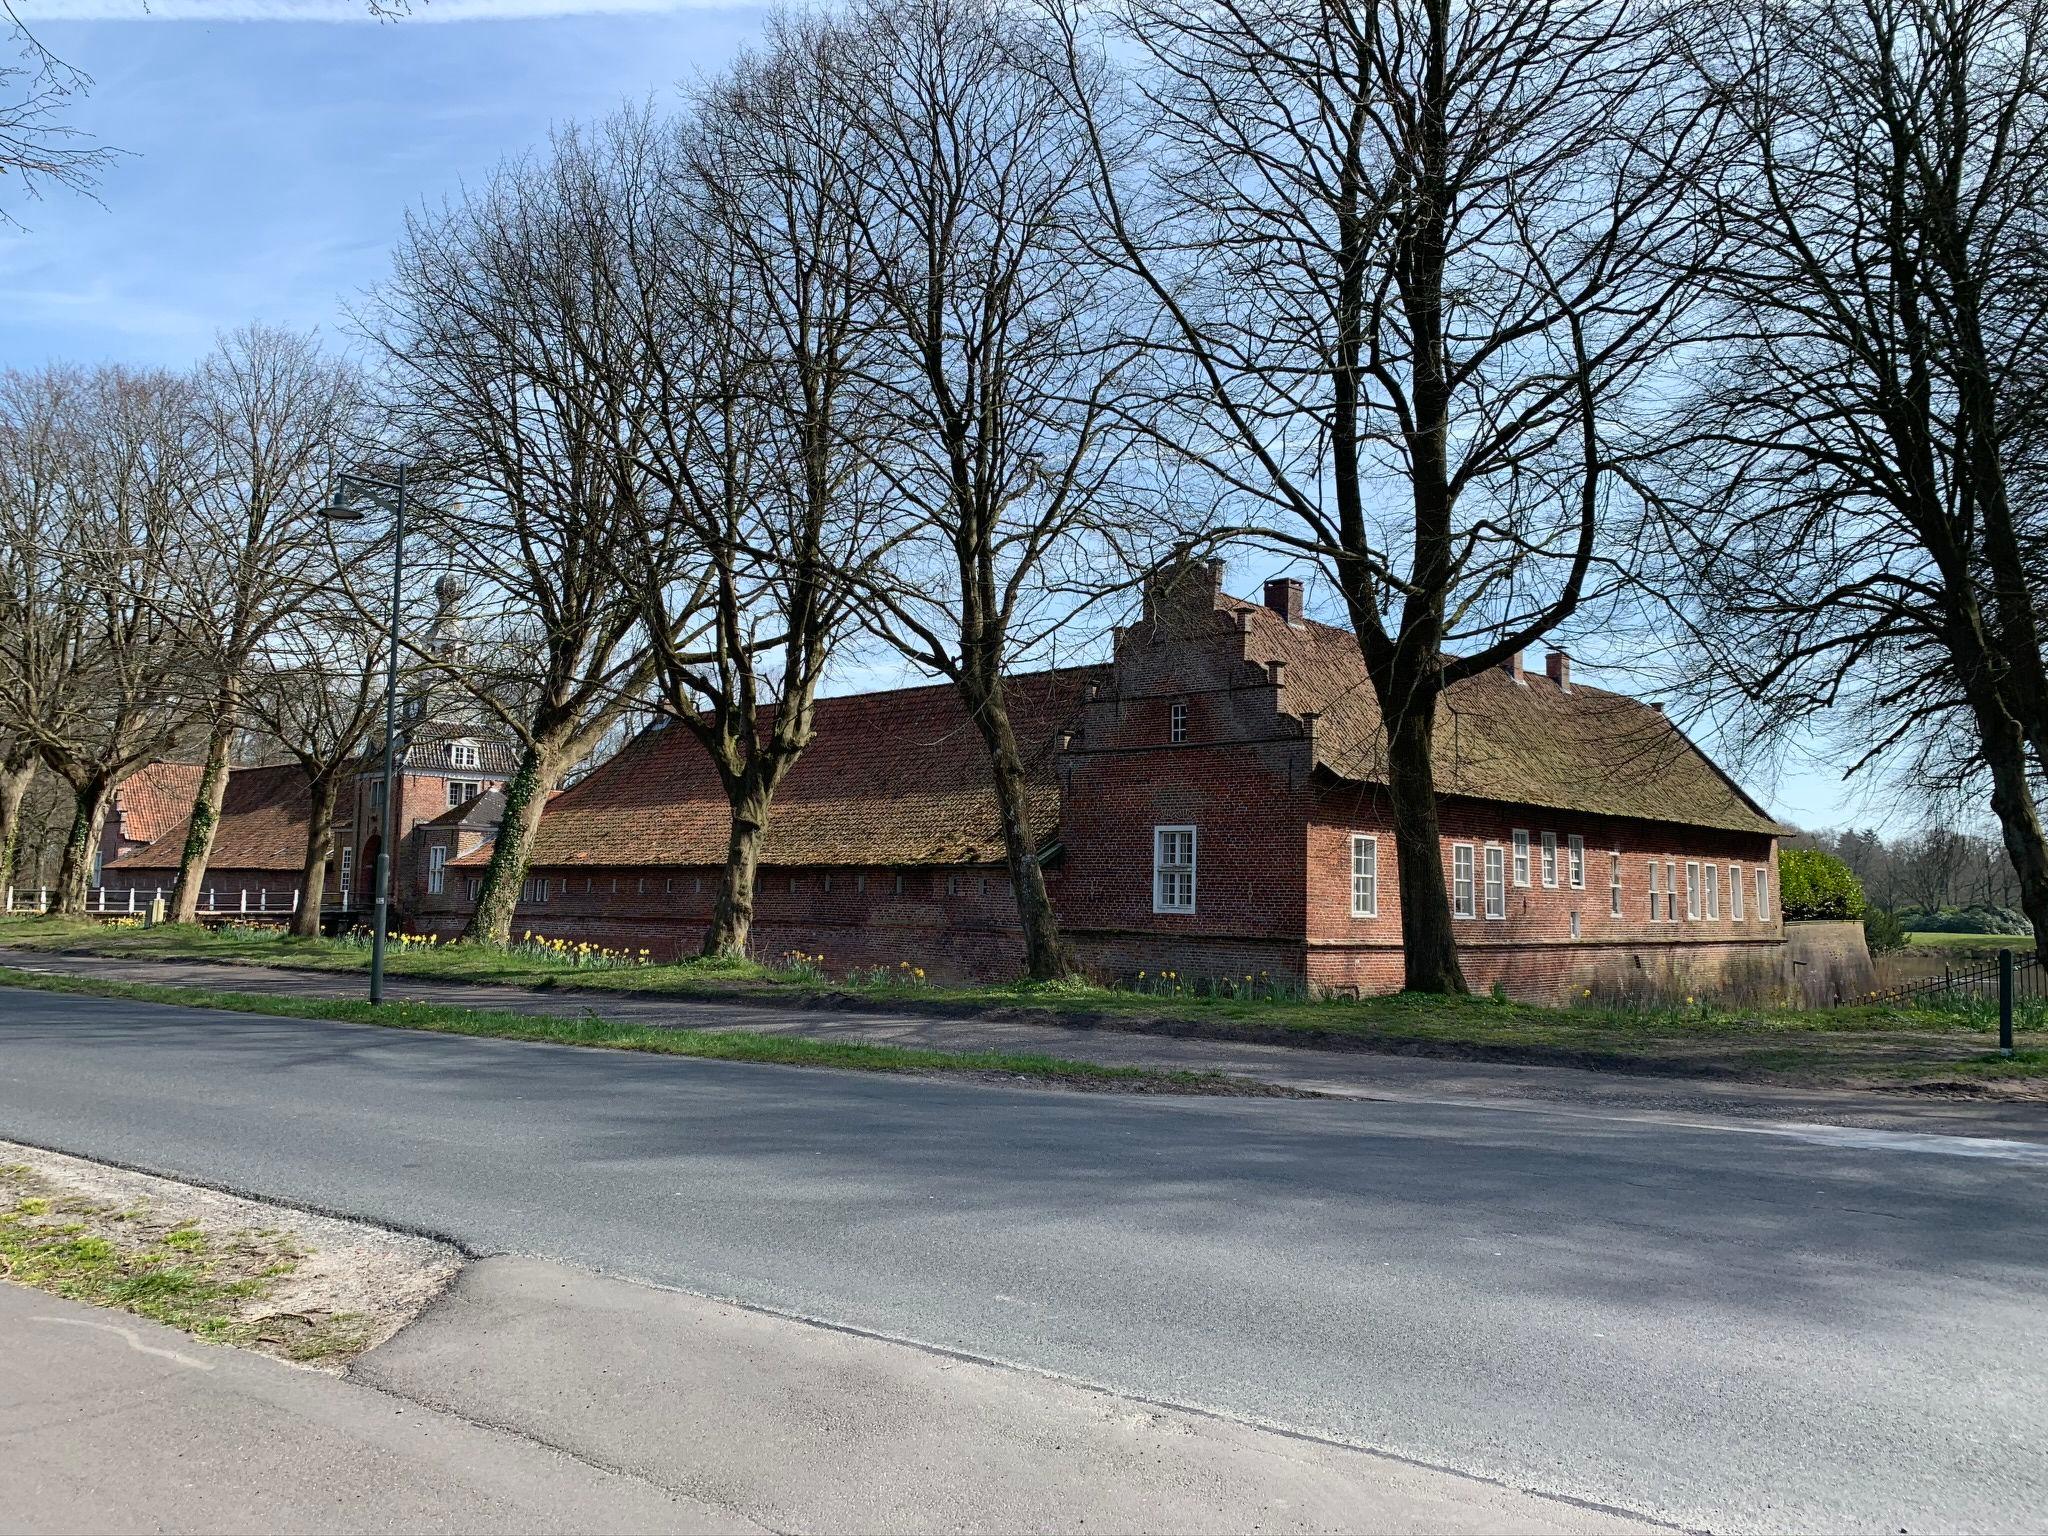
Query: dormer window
xmin=450 ymin=740 xmax=480 ymax=769
xmin=1169 ymin=700 xmax=1188 ymax=744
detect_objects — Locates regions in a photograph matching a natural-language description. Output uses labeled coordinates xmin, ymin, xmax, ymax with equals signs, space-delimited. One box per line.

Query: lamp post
xmin=321 ymin=465 xmax=407 ymax=1006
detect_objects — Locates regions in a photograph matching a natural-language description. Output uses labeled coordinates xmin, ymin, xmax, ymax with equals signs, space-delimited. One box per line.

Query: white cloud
xmin=12 ymin=0 xmax=746 ymax=21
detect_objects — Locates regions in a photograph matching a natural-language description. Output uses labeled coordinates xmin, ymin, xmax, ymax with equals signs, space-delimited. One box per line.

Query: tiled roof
xmin=1221 ymin=598 xmax=1782 ymax=835
xmin=424 ymin=788 xmax=507 ymax=829
xmin=107 ymin=762 xmax=313 ymax=872
xmin=451 ymin=668 xmax=1105 ymax=870
xmin=112 ymin=762 xmax=206 ymax=847
xmin=401 ymin=720 xmax=521 ymax=776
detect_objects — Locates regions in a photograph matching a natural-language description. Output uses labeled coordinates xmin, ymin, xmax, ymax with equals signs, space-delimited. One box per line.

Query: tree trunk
xmin=169 ymin=684 xmax=240 ymax=924
xmin=53 ymin=774 xmax=112 ymax=917
xmin=1384 ymin=698 xmax=1467 ymax=994
xmin=292 ymin=776 xmax=340 ymax=940
xmin=461 ymin=741 xmax=562 ymax=946
xmin=1970 ymin=695 xmax=2048 ymax=968
xmin=0 ymin=741 xmax=33 ymax=895
xmin=964 ymin=676 xmax=1075 ymax=982
xmin=704 ymin=780 xmax=771 ymax=960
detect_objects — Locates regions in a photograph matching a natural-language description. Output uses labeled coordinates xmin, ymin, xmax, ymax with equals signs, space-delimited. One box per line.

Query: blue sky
xmin=1 ymin=0 xmax=1898 ymax=833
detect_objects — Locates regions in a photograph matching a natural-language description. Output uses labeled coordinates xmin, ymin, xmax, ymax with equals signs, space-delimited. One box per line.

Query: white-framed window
xmin=519 ymin=875 xmax=549 ymax=904
xmin=1730 ymin=863 xmax=1745 ymax=921
xmin=1567 ymin=834 xmax=1585 ymax=889
xmin=1169 ymin=700 xmax=1189 ymax=745
xmin=1153 ymin=826 xmax=1197 ymax=914
xmin=1685 ymin=860 xmax=1701 ymax=920
xmin=448 ymin=779 xmax=481 ymax=808
xmin=1450 ymin=843 xmax=1476 ymax=918
xmin=1483 ymin=845 xmax=1506 ymax=919
xmin=1512 ymin=829 xmax=1531 ymax=887
xmin=1349 ymin=834 xmax=1379 ymax=918
xmin=1665 ymin=860 xmax=1678 ymax=922
xmin=1647 ymin=860 xmax=1660 ymax=921
xmin=1570 ymin=910 xmax=1581 ymax=940
xmin=450 ymin=740 xmax=481 ymax=769
xmin=466 ymin=876 xmax=480 ymax=900
xmin=1704 ymin=862 xmax=1720 ymax=920
xmin=1541 ymin=831 xmax=1558 ymax=887
xmin=1610 ymin=852 xmax=1623 ymax=917
xmin=1755 ymin=866 xmax=1770 ymax=921
xmin=427 ymin=843 xmax=448 ymax=895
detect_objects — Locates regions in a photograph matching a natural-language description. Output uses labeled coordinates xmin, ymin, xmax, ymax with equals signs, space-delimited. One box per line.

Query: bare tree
xmin=593 ymin=47 xmax=897 ymax=960
xmin=1656 ymin=0 xmax=2048 ymax=958
xmin=162 ymin=326 xmax=364 ymax=924
xmin=243 ymin=603 xmax=389 ymax=938
xmin=0 ymin=3 xmax=116 ymax=224
xmin=815 ymin=0 xmax=1146 ymax=980
xmin=0 ymin=364 xmax=203 ymax=914
xmin=360 ymin=130 xmax=708 ymax=946
xmin=1058 ymin=0 xmax=1709 ymax=991
xmin=0 ymin=729 xmax=31 ymax=893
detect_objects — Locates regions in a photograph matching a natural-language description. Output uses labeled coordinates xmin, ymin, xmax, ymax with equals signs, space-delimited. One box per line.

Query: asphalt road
xmin=2 ymin=988 xmax=2043 ymax=1534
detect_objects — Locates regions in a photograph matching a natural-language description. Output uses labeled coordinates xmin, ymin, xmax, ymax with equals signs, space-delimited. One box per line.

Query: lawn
xmin=0 ymin=914 xmax=2041 ymax=1093
xmin=1902 ymin=930 xmax=2034 ymax=951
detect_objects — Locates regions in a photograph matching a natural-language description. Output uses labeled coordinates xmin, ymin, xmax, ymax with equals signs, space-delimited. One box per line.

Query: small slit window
xmin=1730 ymin=864 xmax=1744 ymax=921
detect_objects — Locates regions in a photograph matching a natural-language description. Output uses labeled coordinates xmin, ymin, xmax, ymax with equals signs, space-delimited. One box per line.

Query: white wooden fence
xmin=3 ymin=885 xmax=311 ymax=919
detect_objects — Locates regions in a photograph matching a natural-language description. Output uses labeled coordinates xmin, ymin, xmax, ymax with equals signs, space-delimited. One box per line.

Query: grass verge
xmin=0 ymin=965 xmax=1280 ymax=1096
xmin=0 ymin=1161 xmax=368 ymax=1367
xmin=2 ymin=915 xmax=2042 ymax=1091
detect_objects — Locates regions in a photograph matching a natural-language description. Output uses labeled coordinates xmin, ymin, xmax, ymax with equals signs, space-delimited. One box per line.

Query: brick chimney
xmin=1267 ymin=659 xmax=1287 ymax=688
xmin=1502 ymin=650 xmax=1526 ymax=685
xmin=1263 ymin=578 xmax=1305 ymax=625
xmin=1545 ymin=649 xmax=1572 ymax=692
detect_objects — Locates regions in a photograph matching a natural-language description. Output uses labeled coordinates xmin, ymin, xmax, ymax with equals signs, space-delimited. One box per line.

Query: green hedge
xmin=1779 ymin=848 xmax=1867 ymax=921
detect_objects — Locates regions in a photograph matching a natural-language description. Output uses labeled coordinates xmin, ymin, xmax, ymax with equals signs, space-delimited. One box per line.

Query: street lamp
xmin=321 ymin=464 xmax=408 ymax=1006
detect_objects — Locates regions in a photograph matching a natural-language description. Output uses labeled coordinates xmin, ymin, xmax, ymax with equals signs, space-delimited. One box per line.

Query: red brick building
xmin=95 ymin=760 xmax=205 ymax=875
xmin=100 ymin=761 xmax=319 ymax=916
xmin=100 ymin=719 xmax=515 ymax=923
xmin=439 ymin=564 xmax=1784 ymax=1002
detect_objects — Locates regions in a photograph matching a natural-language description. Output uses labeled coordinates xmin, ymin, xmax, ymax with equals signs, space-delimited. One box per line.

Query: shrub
xmin=1901 ymin=903 xmax=2032 ymax=935
xmin=1778 ymin=848 xmax=1866 ymax=920
xmin=1862 ymin=906 xmax=1908 ymax=954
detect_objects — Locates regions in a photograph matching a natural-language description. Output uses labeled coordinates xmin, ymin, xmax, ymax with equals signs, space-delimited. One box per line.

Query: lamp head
xmin=320 ymin=479 xmax=367 ymax=522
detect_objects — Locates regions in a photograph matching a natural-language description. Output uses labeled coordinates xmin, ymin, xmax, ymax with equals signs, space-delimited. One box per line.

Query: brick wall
xmin=1304 ymin=787 xmax=1780 ymax=1002
xmin=420 ymin=862 xmax=1037 ymax=980
xmin=1057 ymin=587 xmax=1319 ymax=988
xmin=99 ymin=867 xmax=304 ymax=915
